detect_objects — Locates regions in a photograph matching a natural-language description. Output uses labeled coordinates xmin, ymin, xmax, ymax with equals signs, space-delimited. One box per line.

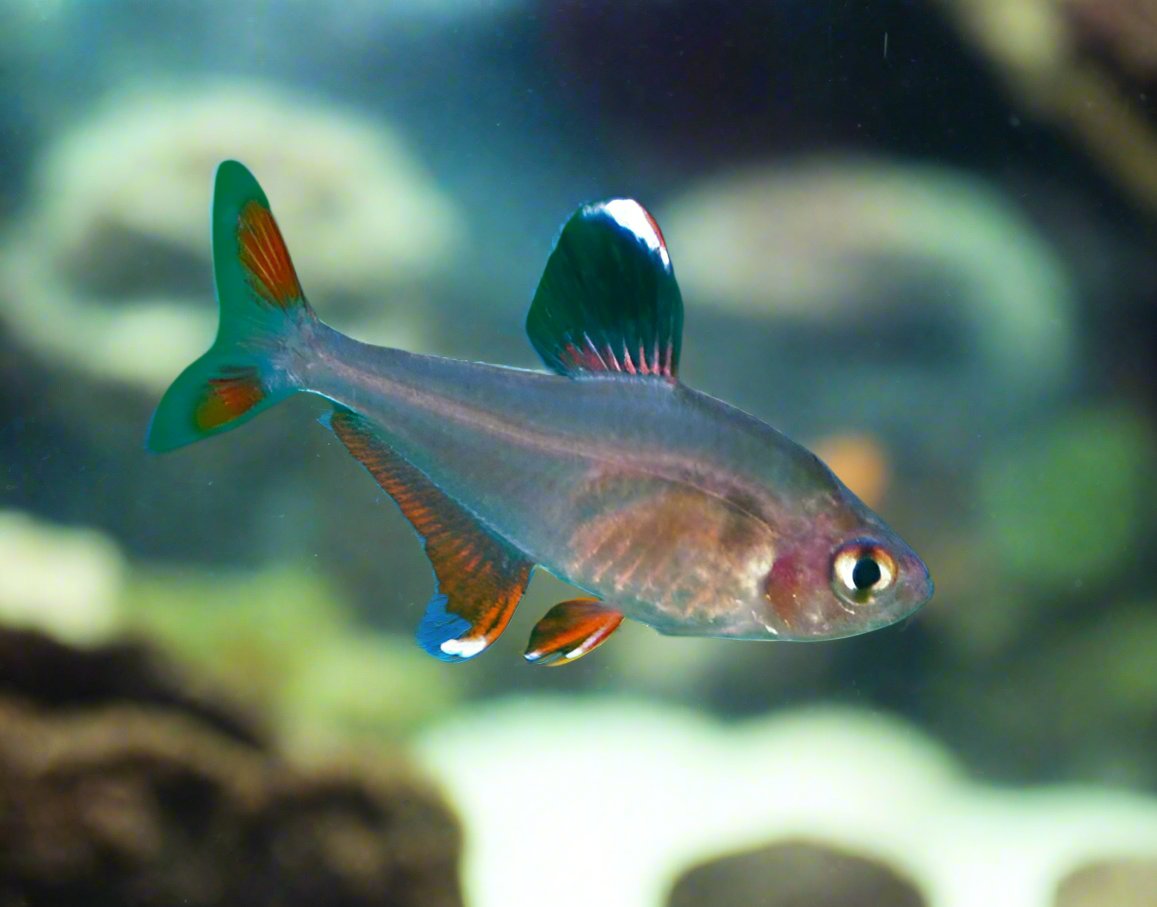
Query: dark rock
xmin=0 ymin=626 xmax=464 ymax=907
xmin=1055 ymin=856 xmax=1157 ymax=907
xmin=0 ymin=626 xmax=265 ymax=749
xmin=666 ymin=838 xmax=925 ymax=907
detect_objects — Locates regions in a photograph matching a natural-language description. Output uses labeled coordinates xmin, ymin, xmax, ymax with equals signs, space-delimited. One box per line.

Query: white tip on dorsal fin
xmin=601 ymin=199 xmax=670 ymax=267
xmin=526 ymin=198 xmax=684 ymax=380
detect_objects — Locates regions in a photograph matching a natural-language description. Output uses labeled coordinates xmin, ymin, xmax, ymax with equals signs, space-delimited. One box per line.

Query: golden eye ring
xmin=832 ymin=541 xmax=897 ymax=601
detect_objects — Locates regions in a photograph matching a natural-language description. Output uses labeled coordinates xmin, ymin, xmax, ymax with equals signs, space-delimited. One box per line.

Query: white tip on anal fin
xmin=440 ymin=636 xmax=487 ymax=659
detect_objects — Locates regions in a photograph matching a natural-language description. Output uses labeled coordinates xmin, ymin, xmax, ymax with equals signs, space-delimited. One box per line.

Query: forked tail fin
xmin=146 ymin=160 xmax=315 ymax=452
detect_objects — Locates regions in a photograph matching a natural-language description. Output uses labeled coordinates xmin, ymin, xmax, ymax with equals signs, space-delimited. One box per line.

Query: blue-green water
xmin=2 ymin=2 xmax=1156 ymax=905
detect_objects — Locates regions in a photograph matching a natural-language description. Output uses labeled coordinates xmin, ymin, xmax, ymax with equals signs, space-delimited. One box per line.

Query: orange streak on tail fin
xmin=195 ymin=367 xmax=265 ymax=431
xmin=147 ymin=162 xmax=309 ymax=453
xmin=238 ymin=200 xmax=304 ymax=310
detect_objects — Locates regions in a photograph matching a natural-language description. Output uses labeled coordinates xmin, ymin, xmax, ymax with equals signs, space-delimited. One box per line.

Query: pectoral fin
xmin=325 ymin=408 xmax=533 ymax=663
xmin=524 ymin=598 xmax=625 ymax=666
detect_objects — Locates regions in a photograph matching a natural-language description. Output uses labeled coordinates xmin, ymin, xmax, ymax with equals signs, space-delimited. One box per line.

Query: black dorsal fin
xmin=526 ymin=199 xmax=683 ymax=380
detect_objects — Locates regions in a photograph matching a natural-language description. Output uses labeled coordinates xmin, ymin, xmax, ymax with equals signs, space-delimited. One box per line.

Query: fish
xmin=147 ymin=160 xmax=933 ymax=666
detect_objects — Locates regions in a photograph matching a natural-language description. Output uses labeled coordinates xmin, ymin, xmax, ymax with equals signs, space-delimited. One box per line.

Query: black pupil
xmin=851 ymin=556 xmax=882 ymax=590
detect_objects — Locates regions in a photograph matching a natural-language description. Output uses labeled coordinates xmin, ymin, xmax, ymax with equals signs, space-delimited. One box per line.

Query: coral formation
xmin=663 ymin=158 xmax=1074 ymax=403
xmin=0 ymin=624 xmax=463 ymax=907
xmin=0 ymin=82 xmax=463 ymax=391
xmin=932 ymin=0 xmax=1157 ymax=213
xmin=416 ymin=698 xmax=1157 ymax=907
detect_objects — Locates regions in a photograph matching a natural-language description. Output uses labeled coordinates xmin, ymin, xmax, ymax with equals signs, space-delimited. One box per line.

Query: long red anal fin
xmin=524 ymin=598 xmax=624 ymax=666
xmin=237 ymin=200 xmax=304 ymax=310
xmin=326 ymin=409 xmax=532 ymax=662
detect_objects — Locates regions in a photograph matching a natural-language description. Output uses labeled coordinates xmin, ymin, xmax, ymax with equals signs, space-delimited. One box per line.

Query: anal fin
xmin=524 ymin=598 xmax=624 ymax=667
xmin=326 ymin=408 xmax=533 ymax=662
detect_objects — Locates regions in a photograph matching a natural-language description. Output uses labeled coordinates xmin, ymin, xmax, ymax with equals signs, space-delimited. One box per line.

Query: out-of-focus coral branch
xmin=935 ymin=0 xmax=1157 ymax=212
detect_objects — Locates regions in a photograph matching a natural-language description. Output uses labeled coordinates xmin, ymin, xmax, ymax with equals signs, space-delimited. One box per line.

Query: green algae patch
xmin=285 ymin=633 xmax=462 ymax=746
xmin=979 ymin=408 xmax=1155 ymax=590
xmin=122 ymin=565 xmax=350 ymax=707
xmin=121 ymin=564 xmax=462 ymax=744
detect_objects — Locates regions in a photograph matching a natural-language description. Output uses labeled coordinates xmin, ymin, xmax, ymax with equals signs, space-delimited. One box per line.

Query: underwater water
xmin=2 ymin=0 xmax=1157 ymax=905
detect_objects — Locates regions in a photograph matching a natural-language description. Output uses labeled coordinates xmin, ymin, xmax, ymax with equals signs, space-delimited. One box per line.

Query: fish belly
xmin=554 ymin=473 xmax=777 ymax=632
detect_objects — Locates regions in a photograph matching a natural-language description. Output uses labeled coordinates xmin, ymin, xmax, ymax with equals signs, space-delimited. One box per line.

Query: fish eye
xmin=832 ymin=540 xmax=896 ymax=602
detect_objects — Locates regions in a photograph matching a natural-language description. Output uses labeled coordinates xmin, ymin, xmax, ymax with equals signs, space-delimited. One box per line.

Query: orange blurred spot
xmin=813 ymin=432 xmax=891 ymax=508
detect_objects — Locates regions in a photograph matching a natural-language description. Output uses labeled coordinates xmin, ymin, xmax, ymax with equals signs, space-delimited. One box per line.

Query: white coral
xmin=0 ymin=82 xmax=462 ymax=390
xmin=0 ymin=510 xmax=126 ymax=643
xmin=418 ymin=698 xmax=1157 ymax=907
xmin=662 ymin=159 xmax=1075 ymax=399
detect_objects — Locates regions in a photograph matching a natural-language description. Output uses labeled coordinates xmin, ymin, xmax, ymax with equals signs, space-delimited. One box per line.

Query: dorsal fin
xmin=526 ymin=199 xmax=683 ymax=380
xmin=324 ymin=408 xmax=533 ymax=662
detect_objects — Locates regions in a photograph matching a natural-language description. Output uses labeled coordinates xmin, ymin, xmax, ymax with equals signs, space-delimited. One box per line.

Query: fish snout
xmin=908 ymin=551 xmax=934 ymax=605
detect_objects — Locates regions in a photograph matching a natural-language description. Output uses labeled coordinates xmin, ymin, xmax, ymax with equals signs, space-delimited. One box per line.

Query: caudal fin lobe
xmin=146 ymin=160 xmax=314 ymax=453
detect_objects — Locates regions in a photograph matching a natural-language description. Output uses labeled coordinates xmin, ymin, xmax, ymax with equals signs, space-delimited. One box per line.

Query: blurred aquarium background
xmin=1 ymin=1 xmax=1157 ymax=905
